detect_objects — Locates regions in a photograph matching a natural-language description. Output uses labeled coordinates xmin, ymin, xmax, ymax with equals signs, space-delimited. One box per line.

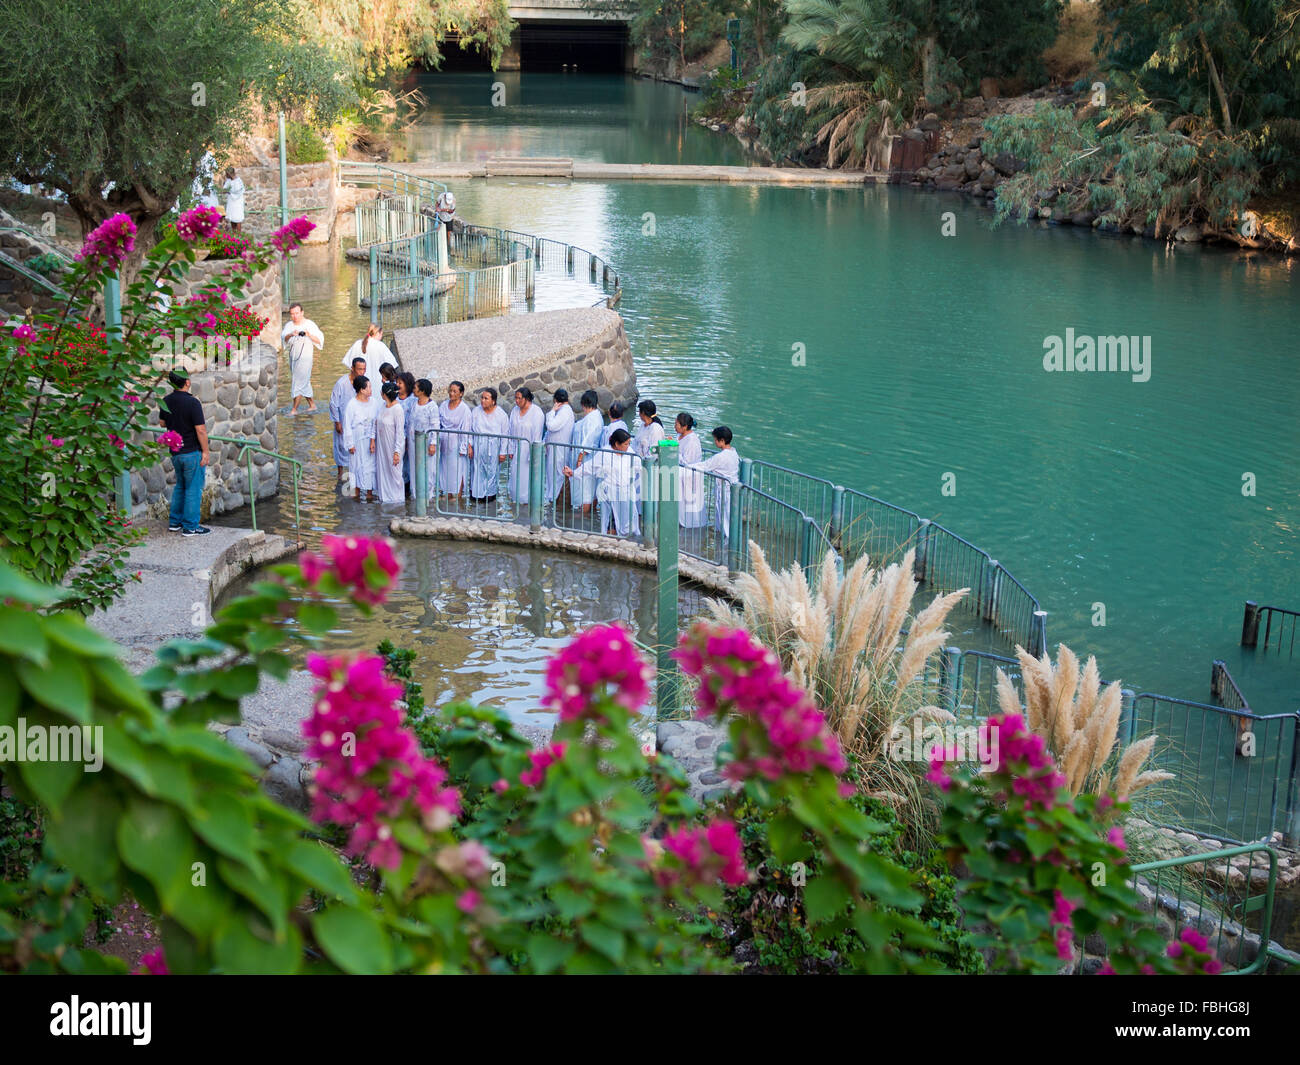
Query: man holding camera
xmin=282 ymin=302 xmax=324 ymax=415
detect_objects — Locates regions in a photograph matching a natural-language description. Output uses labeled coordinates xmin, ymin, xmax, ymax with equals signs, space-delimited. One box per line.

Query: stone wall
xmin=0 ymin=207 xmax=70 ymax=320
xmin=233 ymin=161 xmax=336 ymax=244
xmin=392 ymin=306 xmax=639 ymax=415
xmin=172 ymin=256 xmax=282 ymax=349
xmin=127 ymin=340 xmax=280 ymax=520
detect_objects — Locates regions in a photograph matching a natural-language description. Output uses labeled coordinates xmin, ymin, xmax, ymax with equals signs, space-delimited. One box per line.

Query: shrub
xmin=285 ymin=120 xmax=328 ymax=165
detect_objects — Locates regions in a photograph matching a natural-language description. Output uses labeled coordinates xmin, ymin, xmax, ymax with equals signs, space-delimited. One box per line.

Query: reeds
xmin=995 ymin=644 xmax=1173 ymax=799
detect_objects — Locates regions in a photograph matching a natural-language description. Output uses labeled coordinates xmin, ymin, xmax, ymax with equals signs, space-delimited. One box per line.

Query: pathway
xmin=397 ymin=161 xmax=884 ymax=184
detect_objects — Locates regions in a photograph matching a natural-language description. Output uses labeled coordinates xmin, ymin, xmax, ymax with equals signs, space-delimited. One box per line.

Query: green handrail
xmin=129 ymin=426 xmax=303 ymax=544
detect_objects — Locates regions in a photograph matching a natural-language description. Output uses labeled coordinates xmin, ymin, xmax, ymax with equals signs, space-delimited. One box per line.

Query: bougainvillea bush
xmin=0 ymin=206 xmax=312 ymax=613
xmin=0 ymin=535 xmax=1222 ymax=975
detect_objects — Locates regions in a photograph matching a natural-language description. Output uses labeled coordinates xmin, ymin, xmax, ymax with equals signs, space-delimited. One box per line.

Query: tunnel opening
xmin=518 ymin=22 xmax=629 ymax=72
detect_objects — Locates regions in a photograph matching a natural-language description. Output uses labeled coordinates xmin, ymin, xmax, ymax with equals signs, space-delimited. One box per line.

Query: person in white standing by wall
xmin=223 ymin=167 xmax=245 ymax=232
xmin=685 ymin=425 xmax=740 ymax=539
xmin=330 ymin=355 xmax=366 ymax=482
xmin=282 ymin=302 xmax=323 ymax=414
xmin=675 ymin=412 xmax=706 ymax=529
xmin=544 ymin=387 xmax=575 ymax=504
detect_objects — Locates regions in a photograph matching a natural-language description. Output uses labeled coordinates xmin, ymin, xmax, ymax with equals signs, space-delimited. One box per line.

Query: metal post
xmin=642 ymin=455 xmax=657 ymax=547
xmin=914 ymin=517 xmax=931 ymax=581
xmin=829 ymin=484 xmax=845 ymax=544
xmin=413 ymin=431 xmax=428 ymax=516
xmin=727 ymin=481 xmax=744 ymax=574
xmin=467 ymin=271 xmax=476 ymax=319
xmin=277 ymin=112 xmax=289 ymax=228
xmin=245 ymin=451 xmax=258 ymax=531
xmin=1120 ymin=688 xmax=1136 ymax=743
xmin=655 ymin=440 xmax=680 ymax=720
xmin=566 ymin=245 xmax=574 ymax=271
xmin=1032 ymin=610 xmax=1048 ymax=658
xmin=938 ymin=646 xmax=960 ymax=712
xmin=368 ymin=245 xmax=379 ymax=326
xmin=422 ymin=273 xmax=432 ymax=326
xmin=801 ymin=517 xmax=817 ymax=581
xmin=104 ymin=278 xmax=133 ymax=515
xmin=738 ymin=456 xmax=753 ymax=486
xmin=528 ymin=440 xmax=543 ymax=532
xmin=983 ymin=560 xmax=1001 ymax=623
xmin=1242 ymin=601 xmax=1260 ymax=648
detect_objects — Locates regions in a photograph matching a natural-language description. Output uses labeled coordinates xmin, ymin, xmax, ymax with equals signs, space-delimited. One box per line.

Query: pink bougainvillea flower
xmin=456 ymin=889 xmax=480 ymax=914
xmin=75 ymin=213 xmax=136 ymax=275
xmin=45 ymin=435 xmax=65 ymax=448
xmin=673 ymin=624 xmax=845 ymax=781
xmin=135 ymin=948 xmax=169 ymax=975
xmin=159 ymin=430 xmax=184 ymax=453
xmin=542 ymin=624 xmax=650 ymax=722
xmin=298 ymin=534 xmax=401 ymax=606
xmin=108 ymin=433 xmax=126 ymax=450
xmin=1107 ymin=826 xmax=1127 ymax=852
xmin=271 ymin=216 xmax=315 ymax=255
xmin=301 ymin=652 xmax=460 ymax=870
xmin=1051 ymin=890 xmax=1077 ymax=961
xmin=651 ymin=817 xmax=750 ymax=889
xmin=175 ymin=204 xmax=223 ymax=243
xmin=520 ymin=741 xmax=568 ymax=788
xmin=12 ymin=323 xmax=36 ymax=342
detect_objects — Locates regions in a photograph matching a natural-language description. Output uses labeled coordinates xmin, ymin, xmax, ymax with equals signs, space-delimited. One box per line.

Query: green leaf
xmin=116 ymin=798 xmax=226 ymax=938
xmin=17 ymin=656 xmax=91 ymax=723
xmin=310 ymin=905 xmax=393 ymax=974
xmin=213 ymin=914 xmax=302 ymax=975
xmin=191 ymin=791 xmax=263 ymax=868
xmin=42 ymin=780 xmax=123 ymax=897
xmin=803 ymin=875 xmax=851 ymax=924
xmin=579 ymin=920 xmax=625 ymax=964
xmin=766 ymin=812 xmax=809 ymax=864
xmin=549 ymin=882 xmax=595 ymax=921
xmin=216 ymin=857 xmax=289 ymax=937
xmin=526 ymin=932 xmax=576 ymax=974
xmin=283 ymin=838 xmax=360 ymax=901
xmin=211 ymin=663 xmax=262 ymax=699
xmin=0 ymin=609 xmax=48 ymax=663
xmin=42 ymin=612 xmax=121 ymax=658
xmin=297 ymin=602 xmax=337 ymax=635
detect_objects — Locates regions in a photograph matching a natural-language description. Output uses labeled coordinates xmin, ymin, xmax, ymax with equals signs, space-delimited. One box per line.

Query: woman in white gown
xmin=571 ymin=390 xmax=605 ymax=512
xmin=564 ymin=428 xmax=640 ymax=537
xmin=342 ymin=375 xmax=379 ymax=501
xmin=544 ymin=388 xmax=575 ymax=504
xmin=397 ymin=371 xmax=417 ymax=494
xmin=343 ymin=325 xmax=393 ymax=372
xmin=468 ymin=387 xmax=511 ymax=502
xmin=437 ymin=380 xmax=472 ymax=498
xmin=409 ymin=378 xmax=440 ymax=501
xmin=632 ymin=399 xmax=665 ymax=461
xmin=601 ymin=401 xmax=626 ymax=449
xmin=223 ymin=167 xmax=245 ymax=231
xmin=374 ymin=382 xmax=407 ymax=504
xmin=506 ymin=387 xmax=546 ymax=506
xmin=675 ymin=412 xmax=706 ymax=529
xmin=687 ymin=425 xmax=741 ymax=538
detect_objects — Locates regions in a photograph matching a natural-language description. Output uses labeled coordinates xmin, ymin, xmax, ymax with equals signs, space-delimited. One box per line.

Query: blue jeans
xmin=169 ymin=450 xmax=205 ymax=531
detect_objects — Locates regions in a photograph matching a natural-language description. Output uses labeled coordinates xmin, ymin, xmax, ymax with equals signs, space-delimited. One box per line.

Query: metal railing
xmin=338 ymin=160 xmax=448 ymax=201
xmin=413 ymin=427 xmax=542 ymax=529
xmin=1242 ymin=600 xmax=1300 ymax=659
xmin=1130 ymin=844 xmax=1280 ymax=975
xmin=125 ymin=426 xmax=304 ymax=543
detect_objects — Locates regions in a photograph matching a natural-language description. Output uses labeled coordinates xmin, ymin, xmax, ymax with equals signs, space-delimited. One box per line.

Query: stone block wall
xmin=128 ymin=340 xmax=280 ymax=520
xmin=171 ymin=257 xmax=282 ymax=350
xmin=0 ymin=207 xmax=70 ymax=320
xmin=490 ymin=316 xmax=638 ymax=415
xmin=233 ymin=161 xmax=335 ymax=245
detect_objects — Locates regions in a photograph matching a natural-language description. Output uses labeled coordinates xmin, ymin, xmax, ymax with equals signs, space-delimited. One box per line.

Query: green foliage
xmin=696 ymin=66 xmax=750 ymax=124
xmin=985 ymin=101 xmax=1261 ymax=234
xmin=744 ymin=49 xmax=826 ymax=163
xmin=0 ymin=0 xmax=349 ymax=245
xmin=0 ymin=788 xmax=43 ymax=882
xmin=285 ymin=121 xmax=329 ymax=165
xmin=585 ymin=0 xmax=723 ymax=73
xmin=25 ymin=253 xmax=66 ymax=278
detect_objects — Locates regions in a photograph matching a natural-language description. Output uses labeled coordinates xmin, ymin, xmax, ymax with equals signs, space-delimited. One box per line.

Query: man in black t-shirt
xmin=159 ymin=369 xmax=212 ymax=535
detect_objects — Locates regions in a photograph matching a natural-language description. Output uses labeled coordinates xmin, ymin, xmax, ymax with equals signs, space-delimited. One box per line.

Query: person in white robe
xmin=409 ymin=379 xmax=440 ymax=501
xmin=675 ymin=412 xmax=707 ymax=529
xmin=342 ymin=376 xmax=379 ymax=500
xmin=686 ymin=425 xmax=741 ymax=539
xmin=329 ymin=355 xmax=366 ymax=479
xmin=570 ymin=390 xmax=605 ymax=512
xmin=223 ymin=167 xmax=245 ymax=231
xmin=564 ymin=428 xmax=641 ymax=537
xmin=467 ymin=388 xmax=511 ymax=502
xmin=436 ymin=381 xmax=472 ymax=498
xmin=282 ymin=303 xmax=323 ymax=414
xmin=343 ymin=325 xmax=393 ymax=371
xmin=543 ymin=388 xmax=575 ymax=504
xmin=601 ymin=401 xmax=626 ymax=450
xmin=632 ymin=400 xmax=666 ymax=462
xmin=505 ymin=387 xmax=545 ymax=507
xmin=396 ymin=371 xmax=417 ymax=492
xmin=374 ymin=383 xmax=407 ymax=504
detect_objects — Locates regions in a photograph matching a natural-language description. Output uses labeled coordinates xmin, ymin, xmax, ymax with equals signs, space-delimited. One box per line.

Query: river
xmin=242 ymin=70 xmax=1300 ymax=731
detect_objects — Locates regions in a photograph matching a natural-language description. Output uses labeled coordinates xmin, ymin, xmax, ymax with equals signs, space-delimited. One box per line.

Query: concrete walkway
xmin=398 ymin=161 xmax=882 ymax=185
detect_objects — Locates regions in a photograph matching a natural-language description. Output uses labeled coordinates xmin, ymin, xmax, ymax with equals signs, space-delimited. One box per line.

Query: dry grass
xmin=1043 ymin=0 xmax=1102 ymax=85
xmin=995 ymin=644 xmax=1173 ymax=799
xmin=706 ymin=542 xmax=966 ymax=813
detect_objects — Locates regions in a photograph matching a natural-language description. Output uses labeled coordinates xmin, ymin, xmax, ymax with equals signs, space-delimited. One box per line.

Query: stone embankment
xmin=392 ymin=306 xmax=639 ymax=415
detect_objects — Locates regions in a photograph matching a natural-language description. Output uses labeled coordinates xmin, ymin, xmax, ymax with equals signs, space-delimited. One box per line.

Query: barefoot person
xmin=563 ymin=428 xmax=640 ymax=537
xmin=330 ymin=355 xmax=366 ymax=481
xmin=467 ymin=387 xmax=510 ymax=503
xmin=375 ymin=382 xmax=406 ymax=505
xmin=343 ymin=375 xmax=378 ymax=501
xmin=437 ymin=380 xmax=471 ymax=499
xmin=282 ymin=303 xmax=323 ymax=414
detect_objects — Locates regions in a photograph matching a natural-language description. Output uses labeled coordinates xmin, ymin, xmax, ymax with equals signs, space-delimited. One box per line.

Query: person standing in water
xmin=544 ymin=388 xmax=575 ymax=504
xmin=282 ymin=303 xmax=323 ymax=415
xmin=343 ymin=374 xmax=378 ymax=501
xmin=506 ymin=387 xmax=545 ymax=507
xmin=467 ymin=387 xmax=510 ymax=503
xmin=571 ymin=390 xmax=604 ymax=515
xmin=397 ymin=371 xmax=417 ymax=494
xmin=632 ymin=399 xmax=665 ymax=461
xmin=437 ymin=380 xmax=472 ymax=499
xmin=374 ymin=382 xmax=407 ymax=505
xmin=602 ymin=401 xmax=626 ymax=449
xmin=686 ymin=425 xmax=740 ymax=538
xmin=410 ymin=378 xmax=440 ymax=502
xmin=675 ymin=412 xmax=706 ymax=529
xmin=330 ymin=355 xmax=366 ymax=481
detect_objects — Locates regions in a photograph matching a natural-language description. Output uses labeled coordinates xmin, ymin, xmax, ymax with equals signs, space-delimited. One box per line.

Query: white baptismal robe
xmin=283 ymin=318 xmax=323 ymax=399
xmin=543 ymin=403 xmax=575 ymax=502
xmin=688 ymin=446 xmax=741 ymax=537
xmin=343 ymin=397 xmax=379 ymax=492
